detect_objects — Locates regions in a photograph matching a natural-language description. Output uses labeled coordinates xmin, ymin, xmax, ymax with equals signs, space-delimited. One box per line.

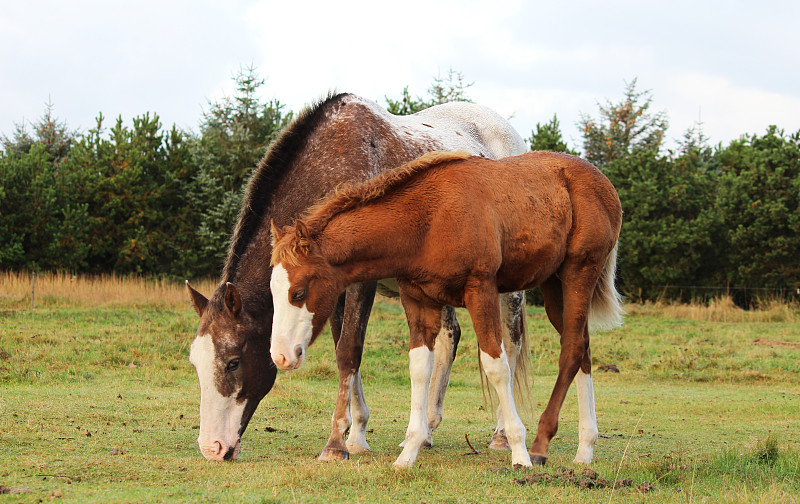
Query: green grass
xmin=2 ymin=297 xmax=800 ymax=503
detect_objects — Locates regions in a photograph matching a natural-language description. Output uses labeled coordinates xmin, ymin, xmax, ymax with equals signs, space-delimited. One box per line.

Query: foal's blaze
xmin=269 ymin=223 xmax=340 ymax=370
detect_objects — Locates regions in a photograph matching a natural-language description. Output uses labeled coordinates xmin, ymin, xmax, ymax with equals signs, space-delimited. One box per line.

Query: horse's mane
xmin=271 ymin=150 xmax=471 ymax=267
xmin=221 ymin=91 xmax=352 ymax=283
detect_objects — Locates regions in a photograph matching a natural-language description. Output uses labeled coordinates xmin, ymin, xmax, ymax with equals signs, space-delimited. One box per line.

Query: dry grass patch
xmin=625 ymin=295 xmax=799 ymax=323
xmin=0 ymin=271 xmax=216 ymax=309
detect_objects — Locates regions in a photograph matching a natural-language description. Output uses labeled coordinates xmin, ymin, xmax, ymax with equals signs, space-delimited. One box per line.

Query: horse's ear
xmin=270 ymin=219 xmax=284 ymax=247
xmin=186 ymin=281 xmax=208 ymax=317
xmin=295 ymin=220 xmax=311 ymax=248
xmin=224 ymin=282 xmax=242 ymax=317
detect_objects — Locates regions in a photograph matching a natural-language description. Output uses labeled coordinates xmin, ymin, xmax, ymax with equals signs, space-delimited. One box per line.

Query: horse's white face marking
xmin=189 ymin=334 xmax=244 ymax=461
xmin=270 ymin=264 xmax=314 ymax=370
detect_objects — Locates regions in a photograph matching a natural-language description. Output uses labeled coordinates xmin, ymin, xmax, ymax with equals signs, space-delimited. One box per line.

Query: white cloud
xmin=666 ymin=72 xmax=800 ymax=144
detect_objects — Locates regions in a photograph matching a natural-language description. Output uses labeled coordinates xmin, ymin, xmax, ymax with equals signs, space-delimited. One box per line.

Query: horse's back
xmin=399 ymin=102 xmax=527 ymax=158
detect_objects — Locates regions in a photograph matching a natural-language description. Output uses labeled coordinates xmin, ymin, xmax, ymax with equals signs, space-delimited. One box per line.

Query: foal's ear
xmin=224 ymin=282 xmax=242 ymax=317
xmin=295 ymin=220 xmax=311 ymax=248
xmin=186 ymin=281 xmax=208 ymax=317
xmin=270 ymin=219 xmax=284 ymax=246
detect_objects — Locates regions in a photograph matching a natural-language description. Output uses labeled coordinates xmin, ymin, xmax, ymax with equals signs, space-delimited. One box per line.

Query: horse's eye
xmin=291 ymin=289 xmax=306 ymax=302
xmin=226 ymin=358 xmax=240 ymax=372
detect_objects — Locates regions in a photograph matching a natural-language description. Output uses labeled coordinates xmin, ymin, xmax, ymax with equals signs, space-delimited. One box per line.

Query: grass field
xmin=1 ymin=273 xmax=799 ymax=503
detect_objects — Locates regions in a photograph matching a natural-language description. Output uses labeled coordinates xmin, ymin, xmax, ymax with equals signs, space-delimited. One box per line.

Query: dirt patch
xmin=512 ymin=466 xmax=653 ymax=493
xmin=753 ymin=338 xmax=800 ymax=348
xmin=0 ymin=485 xmax=32 ymax=495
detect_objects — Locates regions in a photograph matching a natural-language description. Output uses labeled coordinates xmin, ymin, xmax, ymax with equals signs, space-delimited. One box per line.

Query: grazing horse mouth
xmin=200 ymin=438 xmax=241 ymax=462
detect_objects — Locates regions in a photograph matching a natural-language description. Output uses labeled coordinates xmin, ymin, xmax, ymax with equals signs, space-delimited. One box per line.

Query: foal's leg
xmin=489 ymin=291 xmax=526 ymax=451
xmin=319 ymin=282 xmax=377 ymax=461
xmin=530 ymin=271 xmax=596 ymax=465
xmin=394 ymin=293 xmax=443 ymax=469
xmin=466 ymin=283 xmax=531 ymax=467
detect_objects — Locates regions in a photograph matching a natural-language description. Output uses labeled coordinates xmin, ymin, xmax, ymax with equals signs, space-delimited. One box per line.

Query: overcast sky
xmin=2 ymin=0 xmax=799 ymax=152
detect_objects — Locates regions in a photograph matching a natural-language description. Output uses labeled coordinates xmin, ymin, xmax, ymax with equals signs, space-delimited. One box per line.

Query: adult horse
xmin=186 ymin=93 xmax=528 ymax=461
xmin=269 ymin=150 xmax=624 ymax=468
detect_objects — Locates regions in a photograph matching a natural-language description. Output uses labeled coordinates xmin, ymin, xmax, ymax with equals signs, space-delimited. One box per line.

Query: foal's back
xmin=411 ymin=151 xmax=621 ymax=292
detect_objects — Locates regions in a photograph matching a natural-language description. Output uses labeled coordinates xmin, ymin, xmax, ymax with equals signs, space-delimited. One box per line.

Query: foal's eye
xmin=291 ymin=289 xmax=306 ymax=302
xmin=226 ymin=359 xmax=240 ymax=372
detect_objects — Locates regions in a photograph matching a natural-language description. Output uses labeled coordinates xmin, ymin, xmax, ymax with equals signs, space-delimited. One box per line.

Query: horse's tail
xmin=588 ymin=242 xmax=625 ymax=333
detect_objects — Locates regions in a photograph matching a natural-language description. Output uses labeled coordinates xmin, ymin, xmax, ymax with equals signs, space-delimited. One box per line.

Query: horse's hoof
xmin=318 ymin=448 xmax=350 ymax=461
xmin=488 ymin=433 xmax=511 ymax=451
xmin=532 ymin=454 xmax=548 ymax=466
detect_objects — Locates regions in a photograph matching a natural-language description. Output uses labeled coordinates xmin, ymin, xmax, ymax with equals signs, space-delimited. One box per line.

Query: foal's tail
xmin=588 ymin=242 xmax=625 ymax=333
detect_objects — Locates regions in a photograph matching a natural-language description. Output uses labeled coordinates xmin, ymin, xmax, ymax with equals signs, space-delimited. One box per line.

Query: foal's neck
xmin=317 ymin=204 xmax=421 ymax=285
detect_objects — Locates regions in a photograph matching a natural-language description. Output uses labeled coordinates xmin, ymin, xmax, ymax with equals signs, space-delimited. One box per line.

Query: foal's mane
xmin=271 ymin=150 xmax=471 ymax=267
xmin=221 ymin=92 xmax=351 ymax=283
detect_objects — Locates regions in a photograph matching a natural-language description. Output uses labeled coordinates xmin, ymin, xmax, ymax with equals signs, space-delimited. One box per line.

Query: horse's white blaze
xmin=394 ymin=346 xmax=434 ymax=469
xmin=480 ymin=347 xmax=532 ymax=467
xmin=573 ymin=369 xmax=599 ymax=464
xmin=189 ymin=334 xmax=244 ymax=461
xmin=269 ymin=264 xmax=314 ymax=370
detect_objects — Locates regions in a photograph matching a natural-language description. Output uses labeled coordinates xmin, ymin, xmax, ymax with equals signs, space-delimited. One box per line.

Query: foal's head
xmin=269 ymin=220 xmax=341 ymax=370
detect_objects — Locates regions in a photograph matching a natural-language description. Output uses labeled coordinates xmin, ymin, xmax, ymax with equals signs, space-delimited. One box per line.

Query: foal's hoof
xmin=531 ymin=454 xmax=548 ymax=466
xmin=318 ymin=448 xmax=350 ymax=461
xmin=488 ymin=431 xmax=511 ymax=451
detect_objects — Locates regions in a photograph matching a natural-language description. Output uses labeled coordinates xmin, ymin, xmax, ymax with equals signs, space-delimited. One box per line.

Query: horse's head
xmin=186 ymin=281 xmax=276 ymax=461
xmin=269 ymin=219 xmax=340 ymax=370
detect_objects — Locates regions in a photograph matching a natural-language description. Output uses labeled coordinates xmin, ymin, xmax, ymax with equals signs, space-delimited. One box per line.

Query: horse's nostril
xmin=223 ymin=446 xmax=235 ymax=461
xmin=294 ymin=345 xmax=304 ymax=359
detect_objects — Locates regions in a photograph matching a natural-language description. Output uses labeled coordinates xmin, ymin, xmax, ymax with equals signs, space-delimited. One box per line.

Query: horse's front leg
xmin=394 ymin=291 xmax=443 ymax=469
xmin=318 ymin=281 xmax=377 ymax=461
xmin=466 ymin=282 xmax=532 ymax=468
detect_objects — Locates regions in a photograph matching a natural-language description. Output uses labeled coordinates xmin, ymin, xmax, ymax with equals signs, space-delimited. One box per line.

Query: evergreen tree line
xmin=2 ymin=70 xmax=798 ymax=302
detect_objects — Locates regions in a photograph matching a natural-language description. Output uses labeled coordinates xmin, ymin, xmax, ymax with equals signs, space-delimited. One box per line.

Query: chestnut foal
xmin=270 ymin=150 xmax=623 ymax=468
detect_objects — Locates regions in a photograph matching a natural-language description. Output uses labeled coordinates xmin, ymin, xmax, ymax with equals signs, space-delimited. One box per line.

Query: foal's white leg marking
xmin=190 ymin=334 xmax=245 ymax=461
xmin=346 ymin=370 xmax=371 ymax=453
xmin=269 ymin=264 xmax=314 ymax=370
xmin=480 ymin=348 xmax=532 ymax=467
xmin=573 ymin=369 xmax=599 ymax=464
xmin=394 ymin=346 xmax=434 ymax=469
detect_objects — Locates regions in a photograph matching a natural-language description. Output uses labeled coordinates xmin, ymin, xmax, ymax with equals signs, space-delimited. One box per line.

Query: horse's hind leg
xmin=425 ymin=305 xmax=460 ymax=441
xmin=573 ymin=350 xmax=598 ymax=464
xmin=319 ymin=281 xmax=377 ymax=461
xmin=489 ymin=291 xmax=526 ymax=451
xmin=530 ymin=270 xmax=596 ymax=465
